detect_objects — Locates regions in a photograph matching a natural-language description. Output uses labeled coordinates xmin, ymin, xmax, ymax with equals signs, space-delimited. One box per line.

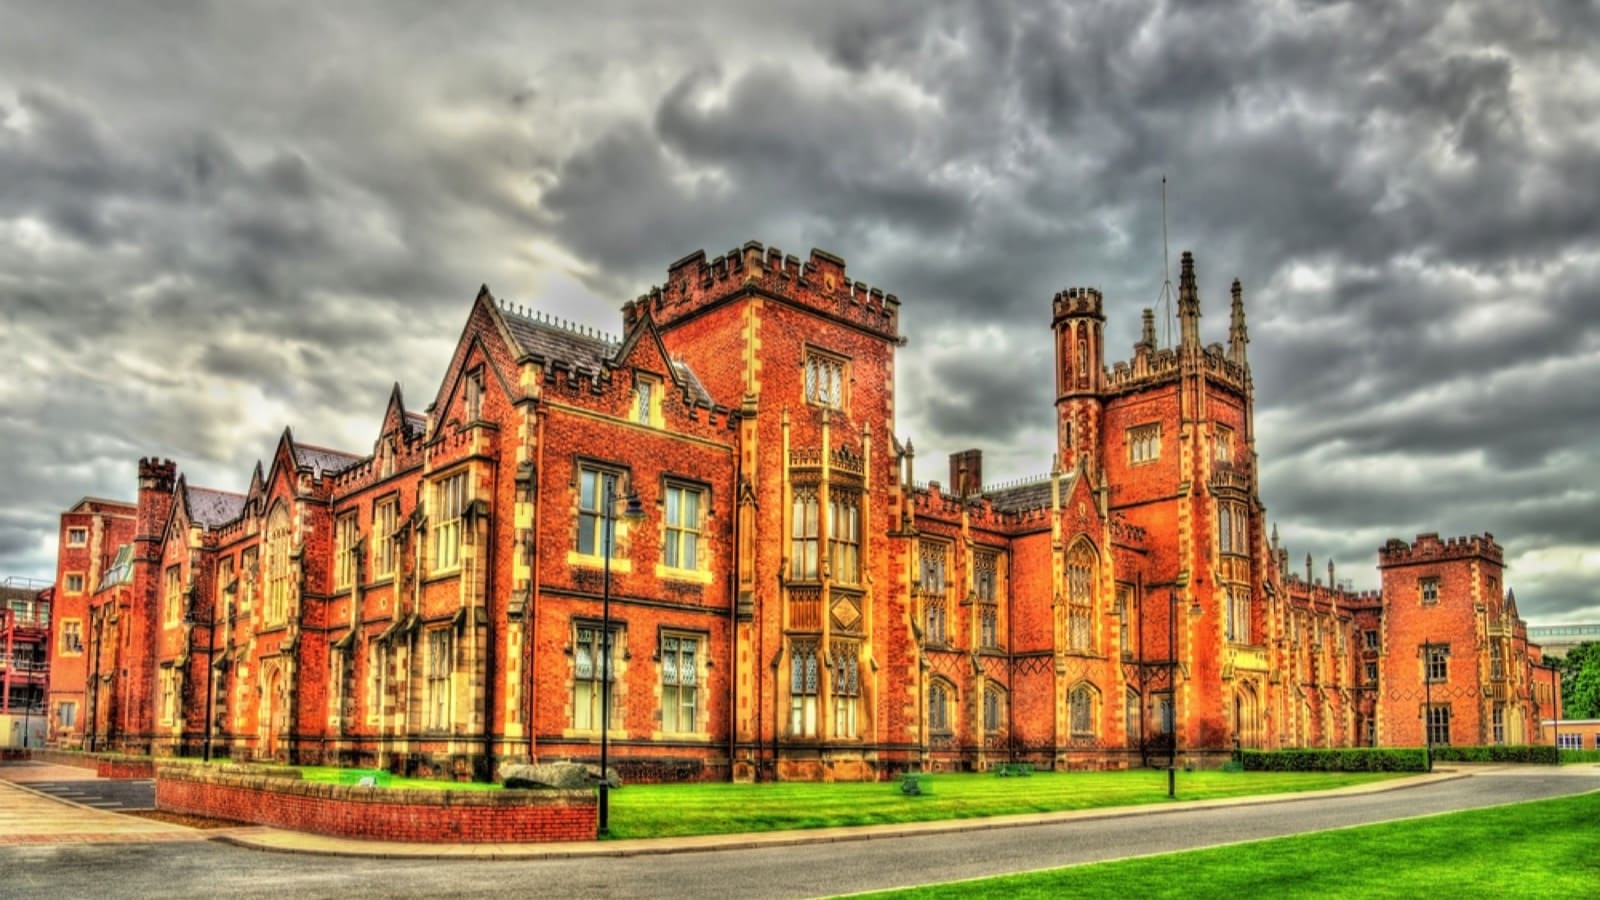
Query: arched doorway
xmin=1234 ymin=683 xmax=1261 ymax=749
xmin=261 ymin=665 xmax=285 ymax=758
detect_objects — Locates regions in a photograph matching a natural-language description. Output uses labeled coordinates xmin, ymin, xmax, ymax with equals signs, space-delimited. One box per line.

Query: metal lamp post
xmin=1422 ymin=638 xmax=1433 ymax=773
xmin=598 ymin=484 xmax=645 ymax=837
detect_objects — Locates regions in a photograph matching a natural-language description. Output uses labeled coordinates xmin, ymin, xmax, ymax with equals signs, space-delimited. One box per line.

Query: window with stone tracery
xmin=830 ymin=642 xmax=859 ymax=738
xmin=265 ymin=506 xmax=291 ymax=625
xmin=1067 ymin=542 xmax=1095 ymax=653
xmin=1128 ymin=423 xmax=1161 ymax=464
xmin=920 ymin=541 xmax=948 ymax=645
xmin=804 ymin=350 xmax=847 ymax=409
xmin=790 ymin=642 xmax=819 ymax=737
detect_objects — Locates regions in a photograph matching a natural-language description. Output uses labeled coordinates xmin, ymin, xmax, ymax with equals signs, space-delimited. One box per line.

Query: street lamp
xmin=598 ymin=483 xmax=645 ymax=838
xmin=1422 ymin=638 xmax=1433 ymax=773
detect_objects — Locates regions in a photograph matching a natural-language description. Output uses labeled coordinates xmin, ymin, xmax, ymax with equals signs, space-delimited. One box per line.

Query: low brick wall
xmin=98 ymin=759 xmax=156 ymax=778
xmin=154 ymin=765 xmax=597 ymax=843
xmin=23 ymin=748 xmax=155 ymax=778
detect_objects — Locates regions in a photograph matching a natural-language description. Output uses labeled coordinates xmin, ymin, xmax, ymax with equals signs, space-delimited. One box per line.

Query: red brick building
xmin=47 ymin=242 xmax=1555 ymax=777
xmin=3 ymin=579 xmax=53 ymax=748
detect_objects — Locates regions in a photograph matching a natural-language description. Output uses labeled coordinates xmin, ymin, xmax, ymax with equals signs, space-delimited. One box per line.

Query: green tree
xmin=1556 ymin=641 xmax=1600 ymax=720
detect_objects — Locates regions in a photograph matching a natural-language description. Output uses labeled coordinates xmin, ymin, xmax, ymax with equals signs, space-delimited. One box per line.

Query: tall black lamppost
xmin=598 ymin=483 xmax=644 ymax=837
xmin=184 ymin=589 xmax=218 ymax=763
xmin=1422 ymin=638 xmax=1433 ymax=773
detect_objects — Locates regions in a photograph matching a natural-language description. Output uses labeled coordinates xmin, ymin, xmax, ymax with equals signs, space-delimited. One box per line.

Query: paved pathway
xmin=0 ymin=762 xmax=197 ymax=846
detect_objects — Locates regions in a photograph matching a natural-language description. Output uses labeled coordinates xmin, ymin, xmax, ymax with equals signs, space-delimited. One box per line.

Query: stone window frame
xmin=66 ymin=526 xmax=88 ymax=547
xmin=1128 ymin=423 xmax=1161 ymax=465
xmin=661 ymin=480 xmax=707 ymax=573
xmin=1115 ymin=583 xmax=1134 ymax=659
xmin=163 ymin=564 xmax=183 ymax=629
xmin=572 ymin=620 xmax=624 ymax=733
xmin=919 ymin=540 xmax=950 ymax=646
xmin=1363 ymin=629 xmax=1379 ymax=651
xmin=1419 ymin=576 xmax=1440 ymax=605
xmin=1066 ymin=540 xmax=1096 ymax=654
xmin=803 ymin=347 xmax=849 ymax=410
xmin=64 ymin=571 xmax=85 ymax=595
xmin=424 ymin=626 xmax=453 ymax=733
xmin=830 ymin=640 xmax=860 ymax=739
xmin=928 ymin=677 xmax=955 ymax=735
xmin=789 ymin=640 xmax=820 ymax=738
xmin=633 ymin=373 xmax=662 ymax=427
xmin=1213 ymin=425 xmax=1233 ymax=463
xmin=58 ymin=618 xmax=84 ymax=656
xmin=1425 ymin=643 xmax=1450 ymax=683
xmin=658 ymin=631 xmax=701 ymax=735
xmin=1068 ymin=681 xmax=1098 ymax=738
xmin=333 ymin=511 xmax=360 ymax=591
xmin=432 ymin=469 xmax=469 ymax=573
xmin=828 ymin=491 xmax=861 ymax=585
xmin=1426 ymin=704 xmax=1451 ymax=746
xmin=983 ymin=685 xmax=1006 ymax=734
xmin=372 ymin=495 xmax=399 ymax=579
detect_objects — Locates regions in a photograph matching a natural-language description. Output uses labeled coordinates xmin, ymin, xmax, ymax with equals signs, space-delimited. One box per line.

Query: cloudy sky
xmin=3 ymin=1 xmax=1596 ymax=621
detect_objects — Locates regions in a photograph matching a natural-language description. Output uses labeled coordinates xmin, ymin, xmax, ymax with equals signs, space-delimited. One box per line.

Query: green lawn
xmin=851 ymin=792 xmax=1600 ymax=899
xmin=293 ymin=765 xmax=501 ymax=791
xmin=606 ymin=770 xmax=1401 ymax=839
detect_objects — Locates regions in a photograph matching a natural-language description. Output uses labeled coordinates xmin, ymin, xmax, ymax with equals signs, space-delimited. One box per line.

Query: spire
xmin=1270 ymin=522 xmax=1279 ymax=549
xmin=1228 ymin=277 xmax=1249 ymax=367
xmin=1140 ymin=307 xmax=1156 ymax=350
xmin=1178 ymin=251 xmax=1201 ymax=349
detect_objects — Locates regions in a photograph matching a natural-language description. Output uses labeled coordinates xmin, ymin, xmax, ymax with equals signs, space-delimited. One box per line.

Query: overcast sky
xmin=3 ymin=1 xmax=1596 ymax=622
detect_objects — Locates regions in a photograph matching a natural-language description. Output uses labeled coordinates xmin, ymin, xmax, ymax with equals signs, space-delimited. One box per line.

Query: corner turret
xmin=1178 ymin=251 xmax=1201 ymax=351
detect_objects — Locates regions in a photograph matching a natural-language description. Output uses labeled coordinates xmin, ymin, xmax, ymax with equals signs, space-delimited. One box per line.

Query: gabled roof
xmin=983 ymin=474 xmax=1073 ymax=514
xmin=186 ymin=485 xmax=246 ymax=529
xmin=293 ymin=443 xmax=362 ymax=478
xmin=497 ymin=299 xmax=715 ymax=407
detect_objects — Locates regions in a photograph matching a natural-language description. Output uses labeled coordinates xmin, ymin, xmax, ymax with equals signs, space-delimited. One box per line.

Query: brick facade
xmin=47 ymin=241 xmax=1556 ymax=778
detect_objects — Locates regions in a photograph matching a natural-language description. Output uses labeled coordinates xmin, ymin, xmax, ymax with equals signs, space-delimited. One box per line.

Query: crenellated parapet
xmin=1105 ymin=341 xmax=1248 ymax=395
xmin=1377 ymin=532 xmax=1503 ymax=567
xmin=623 ymin=241 xmax=900 ymax=342
xmin=1051 ymin=287 xmax=1105 ymax=322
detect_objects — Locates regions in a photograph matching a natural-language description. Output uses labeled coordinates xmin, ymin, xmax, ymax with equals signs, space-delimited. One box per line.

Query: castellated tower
xmin=1052 ymin=287 xmax=1106 ymax=475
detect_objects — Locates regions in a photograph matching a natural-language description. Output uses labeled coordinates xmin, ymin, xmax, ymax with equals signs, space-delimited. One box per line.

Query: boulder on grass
xmin=499 ymin=762 xmax=621 ymax=789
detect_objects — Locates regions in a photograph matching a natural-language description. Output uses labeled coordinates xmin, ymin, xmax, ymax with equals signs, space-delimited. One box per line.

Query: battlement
xmin=1104 ymin=340 xmax=1248 ymax=394
xmin=625 ymin=241 xmax=899 ymax=341
xmin=139 ymin=457 xmax=177 ymax=490
xmin=1051 ymin=287 xmax=1105 ymax=321
xmin=1377 ymin=532 xmax=1503 ymax=567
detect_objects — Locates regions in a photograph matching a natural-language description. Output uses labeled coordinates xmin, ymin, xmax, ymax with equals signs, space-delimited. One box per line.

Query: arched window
xmin=1069 ymin=683 xmax=1096 ymax=737
xmin=1066 ymin=541 xmax=1096 ymax=653
xmin=264 ymin=505 xmax=291 ymax=625
xmin=929 ymin=680 xmax=953 ymax=734
xmin=983 ymin=686 xmax=1005 ymax=733
xmin=1125 ymin=689 xmax=1142 ymax=746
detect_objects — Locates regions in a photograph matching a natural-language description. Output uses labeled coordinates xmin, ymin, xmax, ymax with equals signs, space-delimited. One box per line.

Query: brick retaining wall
xmin=154 ymin=764 xmax=597 ymax=842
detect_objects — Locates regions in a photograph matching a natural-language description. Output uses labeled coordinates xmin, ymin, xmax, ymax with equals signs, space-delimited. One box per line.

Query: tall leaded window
xmin=1427 ymin=705 xmax=1450 ymax=746
xmin=1069 ymin=684 xmax=1095 ymax=737
xmin=573 ymin=624 xmax=619 ymax=731
xmin=159 ymin=667 xmax=176 ymax=725
xmin=663 ymin=483 xmax=703 ymax=570
xmin=804 ymin=350 xmax=846 ymax=408
xmin=1155 ymin=692 xmax=1174 ymax=735
xmin=980 ymin=607 xmax=999 ymax=649
xmin=790 ymin=642 xmax=819 ymax=737
xmin=1426 ymin=644 xmax=1450 ymax=682
xmin=1213 ymin=426 xmax=1233 ymax=462
xmin=1490 ymin=642 xmax=1504 ymax=681
xmin=928 ymin=680 xmax=952 ymax=733
xmin=1492 ymin=705 xmax=1505 ymax=744
xmin=920 ymin=541 xmax=948 ymax=645
xmin=577 ymin=466 xmax=621 ymax=559
xmin=660 ymin=634 xmax=698 ymax=733
xmin=634 ymin=376 xmax=657 ymax=425
xmin=374 ymin=498 xmax=397 ymax=577
xmin=425 ymin=628 xmax=451 ymax=731
xmin=983 ymin=687 xmax=1004 ymax=732
xmin=334 ymin=513 xmax=359 ymax=590
xmin=1128 ymin=423 xmax=1161 ymax=463
xmin=828 ymin=493 xmax=860 ymax=584
xmin=831 ymin=642 xmax=859 ymax=738
xmin=1125 ymin=689 xmax=1142 ymax=745
xmin=976 ymin=550 xmax=999 ymax=648
xmin=163 ymin=564 xmax=183 ymax=628
xmin=1420 ymin=577 xmax=1439 ymax=605
xmin=1067 ymin=542 xmax=1095 ymax=653
xmin=434 ymin=470 xmax=468 ymax=570
xmin=1116 ymin=584 xmax=1133 ymax=658
xmin=1227 ymin=585 xmax=1252 ymax=643
xmin=790 ymin=489 xmax=819 ymax=580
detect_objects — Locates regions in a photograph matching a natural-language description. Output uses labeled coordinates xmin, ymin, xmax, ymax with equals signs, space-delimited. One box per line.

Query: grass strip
xmin=850 ymin=791 xmax=1600 ymax=899
xmin=607 ymin=770 xmax=1399 ymax=839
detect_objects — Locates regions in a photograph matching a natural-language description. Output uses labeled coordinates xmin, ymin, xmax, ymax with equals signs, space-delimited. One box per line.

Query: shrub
xmin=1557 ymin=748 xmax=1600 ymax=764
xmin=1430 ymin=745 xmax=1558 ymax=765
xmin=1240 ymin=748 xmax=1427 ymax=772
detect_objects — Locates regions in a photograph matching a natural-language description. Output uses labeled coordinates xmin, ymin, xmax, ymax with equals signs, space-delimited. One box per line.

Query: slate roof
xmin=403 ymin=412 xmax=426 ymax=437
xmin=499 ymin=304 xmax=715 ymax=407
xmin=98 ymin=544 xmax=135 ymax=591
xmin=983 ymin=475 xmax=1067 ymax=514
xmin=294 ymin=444 xmax=362 ymax=477
xmin=186 ymin=486 xmax=246 ymax=529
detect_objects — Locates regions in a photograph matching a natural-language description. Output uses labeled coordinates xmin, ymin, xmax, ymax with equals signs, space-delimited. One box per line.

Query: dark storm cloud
xmin=2 ymin=0 xmax=1596 ymax=621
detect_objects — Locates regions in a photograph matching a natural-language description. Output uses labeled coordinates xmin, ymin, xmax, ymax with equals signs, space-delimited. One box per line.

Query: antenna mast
xmin=1157 ymin=176 xmax=1175 ymax=349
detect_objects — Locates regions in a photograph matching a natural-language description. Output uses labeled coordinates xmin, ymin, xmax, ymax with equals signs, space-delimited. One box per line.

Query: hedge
xmin=1429 ymin=745 xmax=1558 ymax=764
xmin=1239 ymin=748 xmax=1428 ymax=772
xmin=1558 ymin=749 xmax=1600 ymax=764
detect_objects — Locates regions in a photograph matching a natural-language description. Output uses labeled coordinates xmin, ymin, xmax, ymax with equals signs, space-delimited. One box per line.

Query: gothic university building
xmin=46 ymin=242 xmax=1558 ymax=780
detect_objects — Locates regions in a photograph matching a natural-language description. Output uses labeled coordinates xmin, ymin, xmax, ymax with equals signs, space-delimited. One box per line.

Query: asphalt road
xmin=3 ymin=768 xmax=1597 ymax=899
xmin=14 ymin=777 xmax=155 ymax=810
